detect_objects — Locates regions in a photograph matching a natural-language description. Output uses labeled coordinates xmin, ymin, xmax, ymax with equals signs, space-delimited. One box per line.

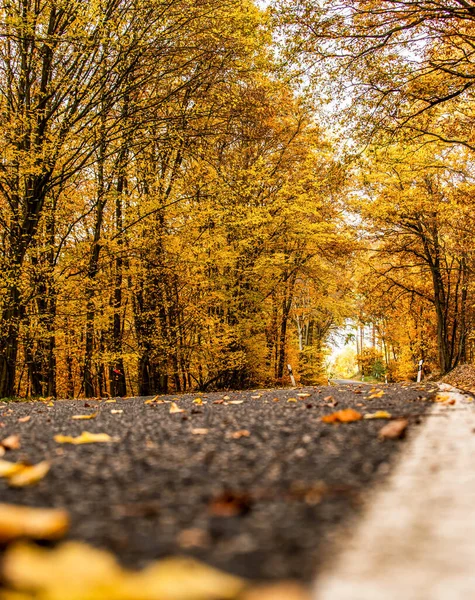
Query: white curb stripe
xmin=313 ymin=391 xmax=475 ymax=600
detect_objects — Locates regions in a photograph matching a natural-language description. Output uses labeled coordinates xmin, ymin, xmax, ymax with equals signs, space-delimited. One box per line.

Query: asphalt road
xmin=0 ymin=383 xmax=437 ymax=583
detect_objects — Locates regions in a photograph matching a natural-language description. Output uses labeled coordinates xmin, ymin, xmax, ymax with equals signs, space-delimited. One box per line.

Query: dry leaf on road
xmin=1 ymin=435 xmax=20 ymax=450
xmin=1 ymin=541 xmax=245 ymax=600
xmin=231 ymin=430 xmax=250 ymax=439
xmin=9 ymin=462 xmax=50 ymax=488
xmin=169 ymin=403 xmax=185 ymax=414
xmin=191 ymin=429 xmax=209 ymax=435
xmin=54 ymin=432 xmax=113 ymax=445
xmin=0 ymin=460 xmax=50 ymax=487
xmin=368 ymin=390 xmax=385 ymax=399
xmin=379 ymin=418 xmax=409 ymax=440
xmin=18 ymin=416 xmax=31 ymax=423
xmin=321 ymin=409 xmax=362 ymax=423
xmin=72 ymin=413 xmax=98 ymax=420
xmin=0 ymin=503 xmax=69 ymax=543
xmin=364 ymin=411 xmax=392 ymax=420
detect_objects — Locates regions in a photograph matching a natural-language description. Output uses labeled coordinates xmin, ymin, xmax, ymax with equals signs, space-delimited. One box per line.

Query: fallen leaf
xmin=111 ymin=410 xmax=123 ymax=414
xmin=364 ymin=411 xmax=392 ymax=420
xmin=231 ymin=430 xmax=250 ymax=439
xmin=0 ymin=460 xmax=50 ymax=487
xmin=287 ymin=398 xmax=297 ymax=403
xmin=54 ymin=432 xmax=113 ymax=445
xmin=321 ymin=409 xmax=362 ymax=423
xmin=209 ymin=491 xmax=252 ymax=517
xmin=368 ymin=390 xmax=385 ymax=399
xmin=1 ymin=542 xmax=245 ymax=600
xmin=0 ymin=460 xmax=24 ymax=478
xmin=144 ymin=398 xmax=164 ymax=405
xmin=177 ymin=528 xmax=210 ymax=549
xmin=105 ymin=399 xmax=116 ymax=404
xmin=228 ymin=400 xmax=244 ymax=405
xmin=272 ymin=397 xmax=279 ymax=402
xmin=241 ymin=582 xmax=311 ymax=600
xmin=193 ymin=398 xmax=203 ymax=405
xmin=323 ymin=396 xmax=333 ymax=402
xmin=1 ymin=435 xmax=20 ymax=450
xmin=297 ymin=393 xmax=311 ymax=398
xmin=9 ymin=462 xmax=50 ymax=488
xmin=0 ymin=504 xmax=69 ymax=543
xmin=379 ymin=418 xmax=409 ymax=440
xmin=222 ymin=396 xmax=231 ymax=401
xmin=18 ymin=416 xmax=31 ymax=423
xmin=191 ymin=428 xmax=209 ymax=435
xmin=434 ymin=393 xmax=451 ymax=403
xmin=213 ymin=400 xmax=224 ymax=405
xmin=251 ymin=395 xmax=261 ymax=399
xmin=169 ymin=402 xmax=184 ymax=414
xmin=71 ymin=412 xmax=98 ymax=420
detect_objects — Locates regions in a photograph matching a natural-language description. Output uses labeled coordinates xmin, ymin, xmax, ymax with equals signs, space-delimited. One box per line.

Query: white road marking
xmin=313 ymin=390 xmax=475 ymax=600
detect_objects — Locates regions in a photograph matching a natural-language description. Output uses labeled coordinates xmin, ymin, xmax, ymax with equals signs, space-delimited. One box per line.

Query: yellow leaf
xmin=0 ymin=503 xmax=69 ymax=543
xmin=54 ymin=432 xmax=113 ymax=445
xmin=1 ymin=542 xmax=246 ymax=600
xmin=0 ymin=460 xmax=24 ymax=478
xmin=105 ymin=399 xmax=116 ymax=404
xmin=111 ymin=410 xmax=123 ymax=415
xmin=9 ymin=462 xmax=50 ymax=488
xmin=71 ymin=413 xmax=98 ymax=420
xmin=368 ymin=390 xmax=385 ymax=399
xmin=364 ymin=411 xmax=392 ymax=420
xmin=191 ymin=429 xmax=209 ymax=435
xmin=297 ymin=393 xmax=311 ymax=398
xmin=228 ymin=400 xmax=244 ymax=405
xmin=434 ymin=393 xmax=451 ymax=403
xmin=287 ymin=398 xmax=297 ymax=402
xmin=144 ymin=398 xmax=164 ymax=405
xmin=169 ymin=403 xmax=185 ymax=414
xmin=193 ymin=398 xmax=203 ymax=405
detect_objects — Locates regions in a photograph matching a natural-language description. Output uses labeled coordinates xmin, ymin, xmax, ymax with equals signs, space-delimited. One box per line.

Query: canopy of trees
xmin=2 ymin=0 xmax=474 ymax=399
xmin=0 ymin=0 xmax=353 ymax=399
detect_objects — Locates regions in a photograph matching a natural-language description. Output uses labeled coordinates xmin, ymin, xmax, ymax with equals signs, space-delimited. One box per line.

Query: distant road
xmin=331 ymin=379 xmax=364 ymax=385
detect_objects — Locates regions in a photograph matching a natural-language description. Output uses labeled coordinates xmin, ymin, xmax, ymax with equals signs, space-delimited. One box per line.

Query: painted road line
xmin=313 ymin=389 xmax=475 ymax=600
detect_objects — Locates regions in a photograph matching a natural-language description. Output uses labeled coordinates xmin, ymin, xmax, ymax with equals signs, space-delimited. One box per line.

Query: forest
xmin=0 ymin=0 xmax=474 ymax=399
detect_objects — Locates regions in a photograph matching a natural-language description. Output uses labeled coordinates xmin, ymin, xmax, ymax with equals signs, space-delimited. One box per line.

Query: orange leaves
xmin=230 ymin=430 xmax=250 ymax=439
xmin=321 ymin=408 xmax=362 ymax=423
xmin=169 ymin=402 xmax=184 ymax=414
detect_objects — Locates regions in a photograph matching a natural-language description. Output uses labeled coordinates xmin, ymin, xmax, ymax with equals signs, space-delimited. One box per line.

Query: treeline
xmin=0 ymin=0 xmax=352 ymax=398
xmin=277 ymin=0 xmax=475 ymax=378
